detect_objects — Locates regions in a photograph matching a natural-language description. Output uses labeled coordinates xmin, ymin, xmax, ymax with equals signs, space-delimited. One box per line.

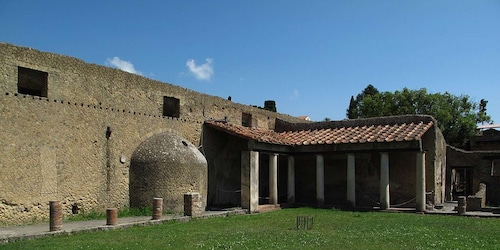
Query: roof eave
xmin=292 ymin=140 xmax=423 ymax=154
xmin=247 ymin=139 xmax=423 ymax=154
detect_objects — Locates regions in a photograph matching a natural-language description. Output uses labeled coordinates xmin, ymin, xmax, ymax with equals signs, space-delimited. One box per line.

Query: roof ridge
xmin=275 ymin=115 xmax=437 ymax=132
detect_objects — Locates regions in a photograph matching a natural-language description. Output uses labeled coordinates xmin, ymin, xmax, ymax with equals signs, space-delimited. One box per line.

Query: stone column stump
xmin=49 ymin=201 xmax=63 ymax=231
xmin=458 ymin=196 xmax=466 ymax=215
xmin=106 ymin=208 xmax=118 ymax=226
xmin=152 ymin=198 xmax=163 ymax=220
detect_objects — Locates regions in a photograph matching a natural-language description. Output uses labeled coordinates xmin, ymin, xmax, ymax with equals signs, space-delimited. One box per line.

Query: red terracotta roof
xmin=204 ymin=116 xmax=434 ymax=146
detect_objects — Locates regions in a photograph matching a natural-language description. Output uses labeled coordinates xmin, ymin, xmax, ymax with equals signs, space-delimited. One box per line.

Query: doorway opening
xmin=451 ymin=167 xmax=473 ymax=200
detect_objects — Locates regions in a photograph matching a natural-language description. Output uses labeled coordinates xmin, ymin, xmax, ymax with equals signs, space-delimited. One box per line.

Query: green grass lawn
xmin=3 ymin=207 xmax=499 ymax=249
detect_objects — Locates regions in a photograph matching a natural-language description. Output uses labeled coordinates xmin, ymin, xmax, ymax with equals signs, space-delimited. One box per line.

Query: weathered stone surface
xmin=241 ymin=151 xmax=259 ymax=213
xmin=458 ymin=196 xmax=467 ymax=215
xmin=0 ymin=43 xmax=303 ymax=225
xmin=184 ymin=193 xmax=204 ymax=217
xmin=129 ymin=132 xmax=207 ymax=213
xmin=476 ymin=183 xmax=487 ymax=208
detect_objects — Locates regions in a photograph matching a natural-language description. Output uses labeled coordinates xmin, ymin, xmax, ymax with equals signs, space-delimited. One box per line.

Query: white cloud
xmin=186 ymin=58 xmax=214 ymax=81
xmin=106 ymin=56 xmax=142 ymax=75
xmin=290 ymin=89 xmax=300 ymax=100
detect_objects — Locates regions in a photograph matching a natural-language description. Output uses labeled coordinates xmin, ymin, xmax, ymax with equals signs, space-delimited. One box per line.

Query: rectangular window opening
xmin=242 ymin=113 xmax=252 ymax=127
xmin=18 ymin=66 xmax=48 ymax=97
xmin=163 ymin=96 xmax=180 ymax=118
xmin=492 ymin=160 xmax=500 ymax=177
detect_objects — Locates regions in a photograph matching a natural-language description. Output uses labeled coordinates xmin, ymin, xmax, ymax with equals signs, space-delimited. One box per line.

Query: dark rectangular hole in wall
xmin=242 ymin=113 xmax=252 ymax=127
xmin=163 ymin=96 xmax=180 ymax=118
xmin=18 ymin=66 xmax=48 ymax=97
xmin=492 ymin=160 xmax=500 ymax=177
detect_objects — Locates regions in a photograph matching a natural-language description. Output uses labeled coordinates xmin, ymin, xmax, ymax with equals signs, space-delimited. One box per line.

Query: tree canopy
xmin=346 ymin=85 xmax=492 ymax=147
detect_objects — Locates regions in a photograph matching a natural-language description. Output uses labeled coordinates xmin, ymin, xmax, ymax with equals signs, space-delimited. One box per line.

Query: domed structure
xmin=129 ymin=131 xmax=207 ymax=212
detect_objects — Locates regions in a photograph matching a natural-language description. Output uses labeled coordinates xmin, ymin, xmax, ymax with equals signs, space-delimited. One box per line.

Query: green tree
xmin=346 ymin=85 xmax=492 ymax=147
xmin=346 ymin=84 xmax=379 ymax=118
xmin=477 ymin=99 xmax=489 ymax=125
xmin=346 ymin=96 xmax=358 ymax=119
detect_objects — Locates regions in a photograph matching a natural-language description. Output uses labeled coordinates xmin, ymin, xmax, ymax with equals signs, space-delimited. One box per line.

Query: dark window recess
xmin=492 ymin=160 xmax=500 ymax=177
xmin=242 ymin=113 xmax=252 ymax=127
xmin=18 ymin=67 xmax=48 ymax=97
xmin=163 ymin=96 xmax=180 ymax=118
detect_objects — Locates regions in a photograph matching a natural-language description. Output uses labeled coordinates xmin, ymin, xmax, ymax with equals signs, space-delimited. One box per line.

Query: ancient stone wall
xmin=203 ymin=128 xmax=248 ymax=207
xmin=477 ymin=158 xmax=500 ymax=206
xmin=0 ymin=43 xmax=301 ymax=225
xmin=446 ymin=147 xmax=500 ymax=205
xmin=421 ymin=124 xmax=447 ymax=205
xmin=470 ymin=129 xmax=500 ymax=151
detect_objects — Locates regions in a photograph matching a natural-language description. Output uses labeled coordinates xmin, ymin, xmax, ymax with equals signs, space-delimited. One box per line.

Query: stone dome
xmin=129 ymin=131 xmax=207 ymax=212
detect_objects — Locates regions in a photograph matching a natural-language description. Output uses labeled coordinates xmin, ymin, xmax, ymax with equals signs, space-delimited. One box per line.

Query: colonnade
xmin=241 ymin=151 xmax=427 ymax=213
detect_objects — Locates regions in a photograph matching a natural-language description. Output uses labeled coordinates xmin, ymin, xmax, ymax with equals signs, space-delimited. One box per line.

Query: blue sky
xmin=1 ymin=1 xmax=499 ymax=122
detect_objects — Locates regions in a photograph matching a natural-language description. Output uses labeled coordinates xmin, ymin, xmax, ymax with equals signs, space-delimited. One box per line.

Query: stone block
xmin=184 ymin=192 xmax=204 ymax=217
xmin=467 ymin=196 xmax=482 ymax=211
xmin=476 ymin=183 xmax=486 ymax=208
xmin=458 ymin=196 xmax=467 ymax=215
xmin=492 ymin=208 xmax=500 ymax=214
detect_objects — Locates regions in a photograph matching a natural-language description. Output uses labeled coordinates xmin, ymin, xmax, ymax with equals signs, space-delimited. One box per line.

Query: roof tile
xmin=204 ymin=116 xmax=434 ymax=147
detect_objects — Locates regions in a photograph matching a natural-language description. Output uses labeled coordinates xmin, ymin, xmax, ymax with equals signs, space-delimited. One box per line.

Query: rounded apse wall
xmin=129 ymin=131 xmax=207 ymax=212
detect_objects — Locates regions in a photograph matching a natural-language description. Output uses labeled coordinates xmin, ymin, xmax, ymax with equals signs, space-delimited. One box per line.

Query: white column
xmin=241 ymin=151 xmax=259 ymax=213
xmin=347 ymin=153 xmax=356 ymax=207
xmin=269 ymin=153 xmax=278 ymax=205
xmin=316 ymin=154 xmax=325 ymax=207
xmin=380 ymin=152 xmax=390 ymax=210
xmin=416 ymin=151 xmax=426 ymax=212
xmin=287 ymin=155 xmax=295 ymax=203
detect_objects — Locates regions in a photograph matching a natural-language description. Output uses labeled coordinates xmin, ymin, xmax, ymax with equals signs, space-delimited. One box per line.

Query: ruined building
xmin=0 ymin=43 xmax=301 ymax=224
xmin=203 ymin=115 xmax=447 ymax=212
xmin=447 ymin=125 xmax=500 ymax=206
xmin=0 ymin=43 xmax=456 ymax=225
